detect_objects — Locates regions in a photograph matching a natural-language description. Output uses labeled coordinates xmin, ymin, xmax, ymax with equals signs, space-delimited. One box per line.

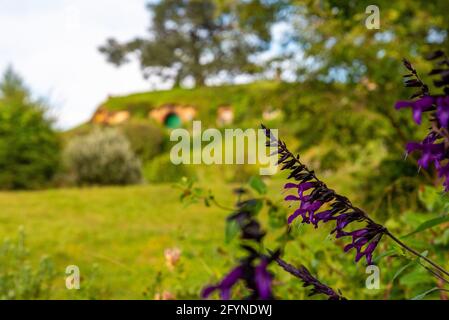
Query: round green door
xmin=164 ymin=113 xmax=182 ymax=128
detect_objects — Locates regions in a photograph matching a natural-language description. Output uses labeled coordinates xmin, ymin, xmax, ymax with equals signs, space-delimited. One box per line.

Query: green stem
xmin=210 ymin=197 xmax=235 ymax=211
xmin=386 ymin=231 xmax=449 ymax=279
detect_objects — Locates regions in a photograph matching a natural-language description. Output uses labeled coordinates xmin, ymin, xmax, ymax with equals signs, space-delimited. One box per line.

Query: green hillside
xmin=103 ymin=81 xmax=280 ymax=114
xmin=95 ymin=81 xmax=345 ymax=126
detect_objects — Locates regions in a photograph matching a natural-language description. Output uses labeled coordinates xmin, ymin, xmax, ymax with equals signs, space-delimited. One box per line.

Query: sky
xmin=0 ymin=0 xmax=152 ymax=129
xmin=0 ymin=0 xmax=293 ymax=130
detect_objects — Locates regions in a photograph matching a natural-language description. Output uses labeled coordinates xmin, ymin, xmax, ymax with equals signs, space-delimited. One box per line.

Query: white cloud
xmin=0 ymin=0 xmax=151 ymax=129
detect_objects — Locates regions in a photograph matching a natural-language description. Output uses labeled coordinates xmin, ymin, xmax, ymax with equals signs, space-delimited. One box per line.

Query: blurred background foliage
xmin=0 ymin=0 xmax=449 ymax=299
xmin=0 ymin=67 xmax=61 ymax=190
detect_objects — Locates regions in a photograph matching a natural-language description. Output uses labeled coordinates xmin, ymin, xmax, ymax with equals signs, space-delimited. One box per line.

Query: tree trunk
xmin=189 ymin=30 xmax=205 ymax=87
xmin=173 ymin=72 xmax=182 ymax=88
xmin=194 ymin=72 xmax=205 ymax=87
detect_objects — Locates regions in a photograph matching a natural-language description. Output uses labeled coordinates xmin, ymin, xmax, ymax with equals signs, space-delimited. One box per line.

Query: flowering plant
xmin=395 ymin=51 xmax=449 ymax=191
xmin=177 ymin=51 xmax=449 ymax=300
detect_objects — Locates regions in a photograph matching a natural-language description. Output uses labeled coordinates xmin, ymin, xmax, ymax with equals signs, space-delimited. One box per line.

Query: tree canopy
xmin=0 ymin=67 xmax=61 ymax=189
xmin=287 ymin=0 xmax=449 ymax=84
xmin=99 ymin=0 xmax=283 ymax=87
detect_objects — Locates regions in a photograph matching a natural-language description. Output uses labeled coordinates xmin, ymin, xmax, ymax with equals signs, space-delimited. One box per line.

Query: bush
xmin=144 ymin=154 xmax=196 ymax=183
xmin=0 ymin=67 xmax=61 ymax=190
xmin=64 ymin=128 xmax=143 ymax=185
xmin=119 ymin=120 xmax=165 ymax=162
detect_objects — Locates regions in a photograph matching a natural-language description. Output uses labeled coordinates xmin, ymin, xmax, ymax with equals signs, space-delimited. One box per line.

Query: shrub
xmin=119 ymin=119 xmax=165 ymax=162
xmin=64 ymin=128 xmax=143 ymax=185
xmin=0 ymin=67 xmax=61 ymax=190
xmin=144 ymin=154 xmax=196 ymax=183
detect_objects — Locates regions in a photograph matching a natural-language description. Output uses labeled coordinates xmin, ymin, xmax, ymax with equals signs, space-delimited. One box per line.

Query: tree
xmin=287 ymin=0 xmax=449 ymax=85
xmin=283 ymin=0 xmax=449 ymax=216
xmin=285 ymin=0 xmax=449 ymax=153
xmin=0 ymin=67 xmax=61 ymax=189
xmin=99 ymin=0 xmax=283 ymax=87
xmin=0 ymin=66 xmax=29 ymax=102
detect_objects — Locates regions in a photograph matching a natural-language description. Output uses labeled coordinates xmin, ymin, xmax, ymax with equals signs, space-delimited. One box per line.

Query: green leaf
xmin=392 ymin=261 xmax=414 ymax=282
xmin=399 ymin=268 xmax=432 ymax=287
xmin=418 ymin=186 xmax=441 ymax=212
xmin=268 ymin=205 xmax=286 ymax=229
xmin=435 ymin=228 xmax=449 ymax=246
xmin=248 ymin=176 xmax=267 ymax=195
xmin=238 ymin=199 xmax=263 ymax=215
xmin=225 ymin=219 xmax=240 ymax=243
xmin=192 ymin=187 xmax=204 ymax=197
xmin=372 ymin=249 xmax=398 ymax=263
xmin=402 ymin=215 xmax=449 ymax=238
xmin=392 ymin=250 xmax=428 ymax=283
xmin=418 ymin=186 xmax=449 ymax=213
xmin=411 ymin=287 xmax=440 ymax=300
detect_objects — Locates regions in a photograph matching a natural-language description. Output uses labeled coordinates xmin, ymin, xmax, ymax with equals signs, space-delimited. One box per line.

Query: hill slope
xmin=93 ymin=80 xmax=344 ymax=126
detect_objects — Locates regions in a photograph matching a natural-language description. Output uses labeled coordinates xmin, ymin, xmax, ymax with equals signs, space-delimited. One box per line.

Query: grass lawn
xmin=0 ymin=183 xmax=240 ymax=299
xmin=0 ymin=173 xmax=382 ymax=300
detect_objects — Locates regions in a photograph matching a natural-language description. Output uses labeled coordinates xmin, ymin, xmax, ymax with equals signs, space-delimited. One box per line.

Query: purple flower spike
xmin=275 ymin=257 xmax=345 ymax=300
xmin=394 ymin=58 xmax=449 ymax=193
xmin=268 ymin=123 xmax=387 ymax=267
xmin=284 ymin=182 xmax=299 ymax=189
xmin=364 ymin=239 xmax=381 ymax=265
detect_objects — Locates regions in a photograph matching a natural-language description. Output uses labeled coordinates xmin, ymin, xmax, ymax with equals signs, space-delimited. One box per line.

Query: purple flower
xmin=340 ymin=224 xmax=385 ymax=265
xmin=202 ymin=265 xmax=244 ymax=300
xmin=285 ymin=195 xmax=323 ymax=224
xmin=284 ymin=182 xmax=316 ymax=200
xmin=436 ymin=96 xmax=449 ymax=128
xmin=254 ymin=259 xmax=273 ymax=300
xmin=332 ymin=211 xmax=364 ymax=233
xmin=202 ymin=254 xmax=275 ymax=300
xmin=284 ymin=182 xmax=328 ymax=224
xmin=310 ymin=210 xmax=333 ymax=228
xmin=395 ymin=96 xmax=434 ymax=124
xmin=405 ymin=134 xmax=444 ymax=169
